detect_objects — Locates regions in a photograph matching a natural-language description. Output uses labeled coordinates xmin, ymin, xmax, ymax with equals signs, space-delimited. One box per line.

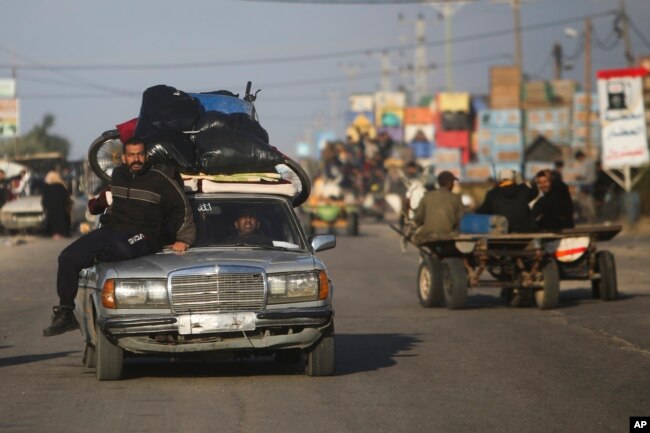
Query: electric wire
xmin=0 ymin=10 xmax=616 ymax=72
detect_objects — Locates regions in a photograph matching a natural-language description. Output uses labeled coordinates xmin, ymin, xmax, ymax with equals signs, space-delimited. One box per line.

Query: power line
xmin=17 ymin=51 xmax=513 ymax=99
xmin=0 ymin=10 xmax=616 ymax=72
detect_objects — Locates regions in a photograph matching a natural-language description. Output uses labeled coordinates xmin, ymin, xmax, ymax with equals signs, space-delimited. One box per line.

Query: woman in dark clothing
xmin=42 ymin=171 xmax=71 ymax=239
xmin=531 ymin=169 xmax=574 ymax=231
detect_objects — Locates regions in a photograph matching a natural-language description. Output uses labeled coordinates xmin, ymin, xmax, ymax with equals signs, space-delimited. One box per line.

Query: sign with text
xmin=0 ymin=98 xmax=18 ymax=137
xmin=0 ymin=78 xmax=16 ymax=98
xmin=597 ymin=68 xmax=649 ymax=169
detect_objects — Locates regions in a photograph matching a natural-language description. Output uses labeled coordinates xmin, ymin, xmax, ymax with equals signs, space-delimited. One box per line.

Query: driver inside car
xmin=227 ymin=210 xmax=273 ymax=246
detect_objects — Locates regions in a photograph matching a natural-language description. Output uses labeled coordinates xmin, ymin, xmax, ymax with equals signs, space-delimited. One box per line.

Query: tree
xmin=0 ymin=114 xmax=71 ymax=159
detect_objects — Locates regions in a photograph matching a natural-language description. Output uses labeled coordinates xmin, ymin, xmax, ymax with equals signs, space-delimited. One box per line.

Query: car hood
xmin=98 ymin=248 xmax=317 ymax=279
xmin=0 ymin=195 xmax=42 ymax=212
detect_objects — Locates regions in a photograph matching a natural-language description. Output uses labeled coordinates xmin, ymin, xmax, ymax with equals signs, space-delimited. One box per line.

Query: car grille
xmin=170 ymin=272 xmax=265 ymax=314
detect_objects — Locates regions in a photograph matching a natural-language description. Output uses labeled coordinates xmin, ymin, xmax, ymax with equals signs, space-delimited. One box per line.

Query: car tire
xmin=442 ymin=257 xmax=468 ymax=310
xmin=82 ymin=343 xmax=96 ymax=369
xmin=535 ymin=259 xmax=560 ymax=310
xmin=346 ymin=212 xmax=359 ymax=236
xmin=417 ymin=257 xmax=444 ymax=308
xmin=95 ymin=325 xmax=124 ymax=381
xmin=596 ymin=250 xmax=617 ymax=301
xmin=306 ymin=331 xmax=335 ymax=377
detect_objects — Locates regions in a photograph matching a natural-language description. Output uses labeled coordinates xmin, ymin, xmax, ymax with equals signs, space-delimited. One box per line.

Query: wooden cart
xmin=394 ymin=224 xmax=622 ymax=310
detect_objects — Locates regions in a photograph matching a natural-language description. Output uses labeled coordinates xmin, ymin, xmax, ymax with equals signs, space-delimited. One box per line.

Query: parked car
xmin=75 ymin=192 xmax=336 ymax=380
xmin=0 ymin=193 xmax=88 ymax=234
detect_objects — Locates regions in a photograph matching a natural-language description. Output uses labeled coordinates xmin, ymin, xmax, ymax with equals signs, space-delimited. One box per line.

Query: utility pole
xmin=429 ymin=2 xmax=465 ymax=92
xmin=619 ymin=0 xmax=634 ymax=67
xmin=414 ymin=12 xmax=428 ymax=103
xmin=326 ymin=89 xmax=340 ymax=138
xmin=552 ymin=43 xmax=563 ymax=80
xmin=337 ymin=63 xmax=362 ymax=99
xmin=584 ymin=18 xmax=593 ymax=157
xmin=375 ymin=50 xmax=393 ymax=92
xmin=512 ymin=0 xmax=523 ymax=70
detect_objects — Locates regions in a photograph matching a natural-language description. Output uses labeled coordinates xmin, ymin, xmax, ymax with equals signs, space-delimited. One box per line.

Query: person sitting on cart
xmin=476 ymin=168 xmax=535 ymax=233
xmin=530 ymin=169 xmax=574 ymax=231
xmin=227 ymin=209 xmax=273 ymax=246
xmin=412 ymin=170 xmax=464 ymax=243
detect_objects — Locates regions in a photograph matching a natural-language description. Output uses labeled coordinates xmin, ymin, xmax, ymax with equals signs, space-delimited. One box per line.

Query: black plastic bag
xmin=194 ymin=111 xmax=230 ymax=133
xmin=228 ymin=113 xmax=269 ymax=143
xmin=143 ymin=128 xmax=197 ymax=174
xmin=195 ymin=129 xmax=284 ymax=174
xmin=134 ymin=85 xmax=204 ymax=137
xmin=193 ymin=111 xmax=269 ymax=143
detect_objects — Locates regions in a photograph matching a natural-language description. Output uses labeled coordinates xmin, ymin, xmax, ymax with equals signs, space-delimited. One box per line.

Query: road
xmin=0 ymin=223 xmax=649 ymax=433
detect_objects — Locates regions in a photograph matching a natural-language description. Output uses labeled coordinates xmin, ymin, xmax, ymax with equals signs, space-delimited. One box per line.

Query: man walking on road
xmin=43 ymin=138 xmax=196 ymax=337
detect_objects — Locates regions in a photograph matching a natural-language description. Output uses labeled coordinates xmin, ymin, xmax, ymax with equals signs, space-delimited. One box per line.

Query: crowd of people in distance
xmin=307 ymin=131 xmax=624 ymax=235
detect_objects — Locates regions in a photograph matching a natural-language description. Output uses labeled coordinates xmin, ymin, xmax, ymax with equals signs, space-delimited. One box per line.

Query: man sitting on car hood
xmin=43 ymin=137 xmax=196 ymax=337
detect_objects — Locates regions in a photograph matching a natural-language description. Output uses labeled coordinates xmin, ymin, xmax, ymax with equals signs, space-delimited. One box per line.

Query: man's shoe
xmin=43 ymin=306 xmax=79 ymax=337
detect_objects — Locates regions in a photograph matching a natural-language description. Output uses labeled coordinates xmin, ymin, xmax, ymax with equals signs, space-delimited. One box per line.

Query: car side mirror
xmin=311 ymin=234 xmax=336 ymax=252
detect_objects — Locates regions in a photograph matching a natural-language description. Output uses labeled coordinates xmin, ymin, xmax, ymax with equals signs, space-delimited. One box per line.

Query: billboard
xmin=374 ymin=91 xmax=406 ymax=127
xmin=0 ymin=99 xmax=18 ymax=138
xmin=597 ymin=68 xmax=649 ymax=169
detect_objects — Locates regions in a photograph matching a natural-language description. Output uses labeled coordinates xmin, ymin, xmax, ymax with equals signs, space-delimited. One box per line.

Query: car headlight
xmin=102 ymin=279 xmax=169 ymax=309
xmin=267 ymin=271 xmax=322 ymax=304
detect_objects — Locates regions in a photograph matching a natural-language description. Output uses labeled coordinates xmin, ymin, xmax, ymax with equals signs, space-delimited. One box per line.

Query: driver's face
xmin=234 ymin=215 xmax=259 ymax=236
xmin=122 ymin=143 xmax=147 ymax=173
xmin=536 ymin=175 xmax=551 ymax=194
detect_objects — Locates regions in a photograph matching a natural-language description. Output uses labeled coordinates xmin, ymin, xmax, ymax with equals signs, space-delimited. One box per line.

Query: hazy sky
xmin=1 ymin=0 xmax=649 ymax=160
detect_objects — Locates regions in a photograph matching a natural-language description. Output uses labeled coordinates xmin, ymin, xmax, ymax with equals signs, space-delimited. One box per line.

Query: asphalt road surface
xmin=0 ymin=223 xmax=649 ymax=433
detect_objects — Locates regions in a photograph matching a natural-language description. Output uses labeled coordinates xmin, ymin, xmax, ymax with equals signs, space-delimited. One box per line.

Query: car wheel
xmin=442 ymin=258 xmax=468 ymax=310
xmin=306 ymin=331 xmax=335 ymax=377
xmin=82 ymin=342 xmax=96 ymax=369
xmin=535 ymin=259 xmax=560 ymax=310
xmin=95 ymin=324 xmax=124 ymax=381
xmin=417 ymin=257 xmax=444 ymax=308
xmin=596 ymin=251 xmax=617 ymax=301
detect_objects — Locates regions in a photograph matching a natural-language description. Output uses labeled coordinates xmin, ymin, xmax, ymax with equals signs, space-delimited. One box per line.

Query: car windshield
xmin=190 ymin=196 xmax=306 ymax=250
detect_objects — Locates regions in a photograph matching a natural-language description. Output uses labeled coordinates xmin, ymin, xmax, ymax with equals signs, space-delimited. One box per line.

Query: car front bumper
xmin=97 ymin=308 xmax=334 ymax=355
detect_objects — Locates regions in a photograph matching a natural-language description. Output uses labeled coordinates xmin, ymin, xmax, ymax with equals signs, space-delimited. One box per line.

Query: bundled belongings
xmin=195 ymin=128 xmax=284 ymax=175
xmin=194 ymin=111 xmax=269 ymax=144
xmin=189 ymin=91 xmax=254 ymax=116
xmin=142 ymin=127 xmax=197 ymax=174
xmin=134 ymin=85 xmax=204 ymax=138
xmin=88 ymin=83 xmax=312 ymax=206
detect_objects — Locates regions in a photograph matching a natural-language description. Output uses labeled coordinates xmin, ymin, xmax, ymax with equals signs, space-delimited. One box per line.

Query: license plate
xmin=177 ymin=313 xmax=256 ymax=335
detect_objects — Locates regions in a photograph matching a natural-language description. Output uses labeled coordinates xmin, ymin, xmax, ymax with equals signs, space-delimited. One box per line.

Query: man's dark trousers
xmin=57 ymin=228 xmax=156 ymax=307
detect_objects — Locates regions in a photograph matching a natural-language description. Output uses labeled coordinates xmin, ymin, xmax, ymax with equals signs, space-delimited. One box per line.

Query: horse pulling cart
xmin=394 ymin=224 xmax=621 ymax=310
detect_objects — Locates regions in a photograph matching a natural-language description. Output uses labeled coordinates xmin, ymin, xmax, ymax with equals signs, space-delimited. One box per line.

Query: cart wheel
xmin=88 ymin=130 xmax=123 ymax=184
xmin=417 ymin=257 xmax=444 ymax=308
xmin=346 ymin=212 xmax=359 ymax=236
xmin=442 ymin=257 xmax=468 ymax=310
xmin=535 ymin=259 xmax=560 ymax=310
xmin=596 ymin=250 xmax=617 ymax=301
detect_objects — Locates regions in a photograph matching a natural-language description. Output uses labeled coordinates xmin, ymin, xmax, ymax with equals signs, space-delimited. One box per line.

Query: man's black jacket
xmin=476 ymin=182 xmax=536 ymax=233
xmin=105 ymin=164 xmax=195 ymax=250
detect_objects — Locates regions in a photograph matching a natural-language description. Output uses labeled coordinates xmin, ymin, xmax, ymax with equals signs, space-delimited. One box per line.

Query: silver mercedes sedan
xmin=75 ymin=193 xmax=336 ymax=380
